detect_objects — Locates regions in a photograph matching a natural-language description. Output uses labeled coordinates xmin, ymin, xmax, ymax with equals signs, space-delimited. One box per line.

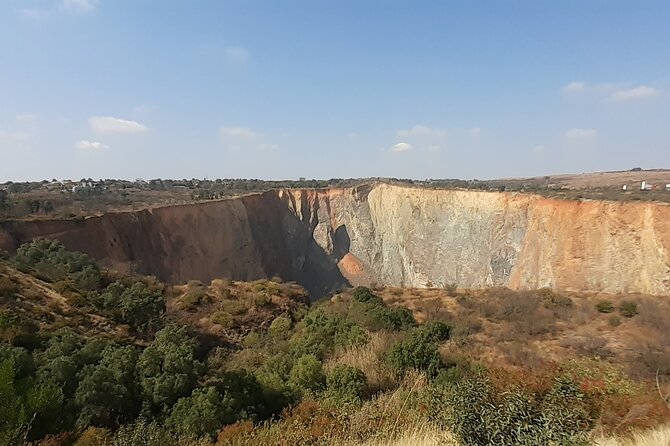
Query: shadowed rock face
xmin=2 ymin=184 xmax=670 ymax=297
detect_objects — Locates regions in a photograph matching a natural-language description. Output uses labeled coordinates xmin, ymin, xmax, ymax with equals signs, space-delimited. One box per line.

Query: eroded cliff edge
xmin=1 ymin=183 xmax=669 ymax=297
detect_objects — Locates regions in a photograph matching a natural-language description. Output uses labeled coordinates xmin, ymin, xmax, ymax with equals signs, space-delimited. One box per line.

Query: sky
xmin=1 ymin=0 xmax=669 ymax=181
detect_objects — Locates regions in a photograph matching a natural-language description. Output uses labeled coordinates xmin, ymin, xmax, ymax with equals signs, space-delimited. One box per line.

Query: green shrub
xmin=386 ymin=322 xmax=451 ymax=378
xmin=242 ymin=331 xmax=261 ymax=348
xmin=289 ymin=354 xmax=326 ymax=393
xmin=92 ymin=281 xmax=165 ymax=330
xmin=219 ymin=299 xmax=246 ymax=315
xmin=268 ymin=315 xmax=292 ymax=340
xmin=325 ymin=365 xmax=366 ymax=403
xmin=165 ymin=386 xmax=232 ymax=439
xmin=352 ymin=286 xmax=381 ymax=304
xmin=180 ymin=290 xmax=213 ymax=310
xmin=618 ymin=301 xmax=638 ymax=318
xmin=290 ymin=309 xmax=368 ymax=359
xmin=71 ymin=265 xmax=102 ymax=291
xmin=595 ymin=300 xmax=614 ymax=313
xmin=357 ymin=303 xmax=416 ymax=331
xmin=211 ymin=311 xmax=233 ymax=328
xmin=12 ymin=238 xmax=95 ymax=282
xmin=428 ymin=372 xmax=592 ymax=446
xmin=253 ymin=293 xmax=270 ymax=307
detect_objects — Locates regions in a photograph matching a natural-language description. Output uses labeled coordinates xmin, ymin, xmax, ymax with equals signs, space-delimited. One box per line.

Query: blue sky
xmin=1 ymin=0 xmax=669 ymax=181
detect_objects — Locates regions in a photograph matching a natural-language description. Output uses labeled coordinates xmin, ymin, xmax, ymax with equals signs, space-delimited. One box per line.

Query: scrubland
xmin=1 ymin=240 xmax=668 ymax=445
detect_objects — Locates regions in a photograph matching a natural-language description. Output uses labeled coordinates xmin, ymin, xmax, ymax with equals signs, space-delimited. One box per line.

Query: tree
xmin=0 ymin=359 xmax=64 ymax=443
xmin=165 ymin=386 xmax=233 ymax=439
xmin=36 ymin=329 xmax=107 ymax=398
xmin=92 ymin=281 xmax=165 ymax=331
xmin=0 ymin=189 xmax=8 ymax=210
xmin=75 ymin=345 xmax=140 ymax=428
xmin=118 ymin=283 xmax=165 ymax=330
xmin=137 ymin=324 xmax=202 ymax=414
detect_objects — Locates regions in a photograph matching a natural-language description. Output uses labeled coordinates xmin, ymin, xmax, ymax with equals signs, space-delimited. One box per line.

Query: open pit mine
xmin=1 ymin=183 xmax=669 ymax=298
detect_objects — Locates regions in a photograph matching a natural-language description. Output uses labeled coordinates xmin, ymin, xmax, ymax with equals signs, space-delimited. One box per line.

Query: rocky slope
xmin=1 ymin=183 xmax=669 ymax=297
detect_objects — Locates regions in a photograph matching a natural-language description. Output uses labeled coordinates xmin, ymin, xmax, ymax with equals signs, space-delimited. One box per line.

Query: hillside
xmin=1 ymin=241 xmax=669 ymax=445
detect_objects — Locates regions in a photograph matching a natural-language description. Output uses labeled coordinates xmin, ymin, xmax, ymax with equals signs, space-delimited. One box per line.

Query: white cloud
xmin=610 ymin=86 xmax=659 ymax=101
xmin=62 ymin=0 xmax=100 ymax=13
xmin=397 ymin=125 xmax=446 ymax=138
xmin=89 ymin=116 xmax=148 ymax=134
xmin=390 ymin=142 xmax=413 ymax=153
xmin=19 ymin=8 xmax=50 ymax=19
xmin=75 ymin=140 xmax=109 ymax=151
xmin=0 ymin=130 xmax=30 ymax=141
xmin=15 ymin=113 xmax=39 ymax=125
xmin=562 ymin=82 xmax=585 ymax=93
xmin=220 ymin=126 xmax=277 ymax=151
xmin=565 ymin=128 xmax=597 ymax=139
xmin=220 ymin=127 xmax=259 ymax=139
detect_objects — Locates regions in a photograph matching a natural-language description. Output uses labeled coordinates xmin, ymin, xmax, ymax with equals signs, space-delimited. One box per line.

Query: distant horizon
xmin=3 ymin=167 xmax=670 ymax=184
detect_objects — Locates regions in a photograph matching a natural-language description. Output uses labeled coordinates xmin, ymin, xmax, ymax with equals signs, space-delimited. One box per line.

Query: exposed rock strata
xmin=1 ymin=184 xmax=669 ymax=297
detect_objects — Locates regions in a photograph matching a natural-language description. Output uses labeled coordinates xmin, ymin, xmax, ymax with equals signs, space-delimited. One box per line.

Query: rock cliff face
xmin=1 ymin=184 xmax=669 ymax=297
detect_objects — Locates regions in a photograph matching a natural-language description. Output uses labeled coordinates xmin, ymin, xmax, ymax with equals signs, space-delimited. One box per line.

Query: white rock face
xmin=285 ymin=184 xmax=670 ymax=295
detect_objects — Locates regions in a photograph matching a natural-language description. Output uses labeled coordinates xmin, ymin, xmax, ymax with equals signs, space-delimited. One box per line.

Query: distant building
xmin=641 ymin=181 xmax=653 ymax=191
xmin=622 ymin=185 xmax=628 ymax=191
xmin=666 ymin=184 xmax=670 ymax=191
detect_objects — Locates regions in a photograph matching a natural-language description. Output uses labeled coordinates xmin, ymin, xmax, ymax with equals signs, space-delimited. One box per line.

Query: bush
xmin=242 ymin=331 xmax=261 ymax=348
xmin=289 ymin=355 xmax=326 ymax=393
xmin=428 ymin=371 xmax=593 ymax=446
xmin=12 ymin=239 xmax=95 ymax=283
xmin=71 ymin=265 xmax=102 ymax=292
xmin=180 ymin=290 xmax=213 ymax=311
xmin=596 ymin=300 xmax=615 ymax=313
xmin=219 ymin=299 xmax=245 ymax=315
xmin=211 ymin=311 xmax=233 ymax=328
xmin=326 ymin=365 xmax=366 ymax=403
xmin=290 ymin=310 xmax=368 ymax=358
xmin=268 ymin=316 xmax=292 ymax=340
xmin=352 ymin=286 xmax=380 ymax=304
xmin=358 ymin=303 xmax=416 ymax=331
xmin=386 ymin=322 xmax=450 ymax=378
xmin=619 ymin=301 xmax=638 ymax=318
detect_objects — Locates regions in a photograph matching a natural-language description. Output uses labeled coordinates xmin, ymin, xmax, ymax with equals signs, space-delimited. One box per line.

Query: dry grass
xmin=334 ymin=424 xmax=670 ymax=446
xmin=595 ymin=425 xmax=670 ymax=446
xmin=374 ymin=286 xmax=670 ymax=379
xmin=336 ymin=422 xmax=456 ymax=446
xmin=325 ymin=331 xmax=403 ymax=392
